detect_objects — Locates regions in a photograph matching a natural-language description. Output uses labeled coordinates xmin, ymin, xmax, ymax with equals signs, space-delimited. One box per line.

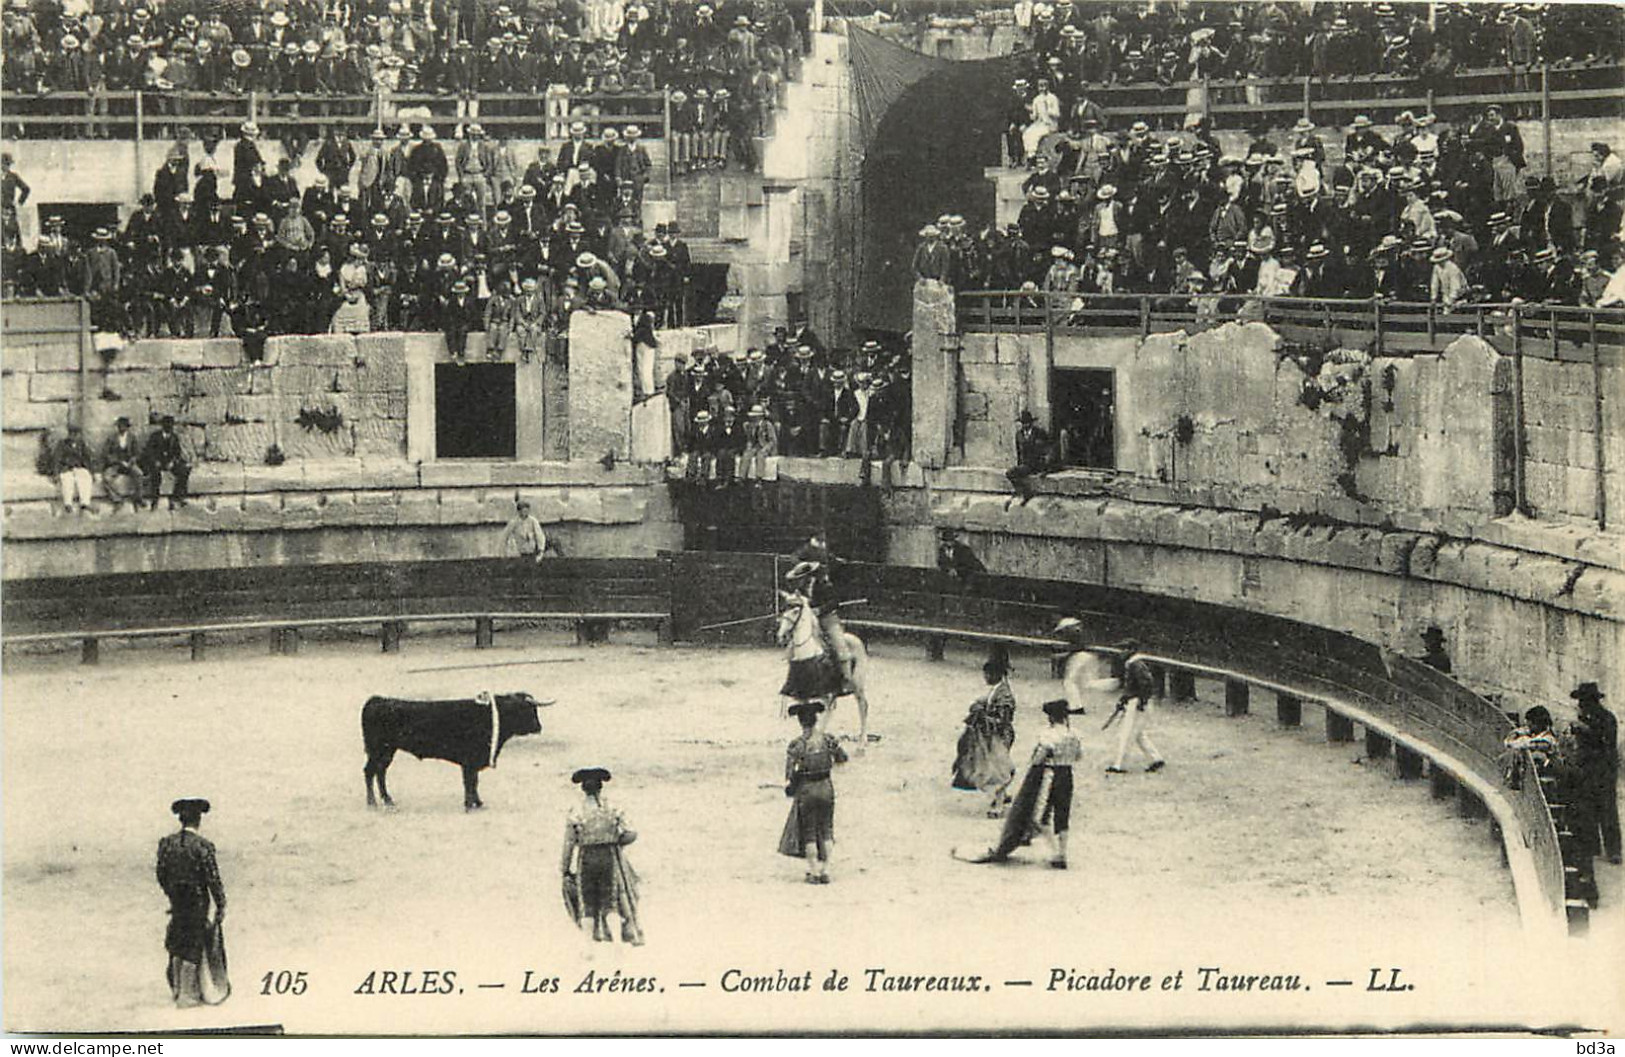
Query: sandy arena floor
xmin=3 ymin=629 xmax=1619 ymax=1035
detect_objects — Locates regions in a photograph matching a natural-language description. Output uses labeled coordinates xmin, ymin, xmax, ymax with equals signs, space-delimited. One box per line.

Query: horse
xmin=776 ymin=590 xmax=873 ymax=750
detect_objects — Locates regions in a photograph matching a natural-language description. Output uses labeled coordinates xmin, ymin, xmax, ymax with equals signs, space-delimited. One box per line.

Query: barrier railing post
xmin=1592 ymin=317 xmax=1608 ymax=530
xmin=1541 ymin=63 xmax=1552 ymax=174
xmin=1511 ymin=305 xmax=1529 ymax=514
xmin=133 ymin=91 xmax=145 ymax=198
xmin=1302 ymin=75 xmax=1311 ymax=123
xmin=1550 ymin=307 xmax=1559 ymax=359
xmin=1426 ymin=299 xmax=1436 ymax=345
xmin=663 ymin=88 xmax=673 ymax=187
xmin=1373 ymin=297 xmax=1383 ymax=356
xmin=1138 ymin=294 xmax=1149 ymax=339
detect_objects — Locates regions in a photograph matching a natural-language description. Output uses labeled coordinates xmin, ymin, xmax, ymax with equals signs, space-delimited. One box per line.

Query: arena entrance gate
xmin=672 ymin=481 xmax=884 ymax=561
xmin=665 ymin=550 xmax=781 ymax=646
xmin=434 ymin=363 xmax=516 ymax=458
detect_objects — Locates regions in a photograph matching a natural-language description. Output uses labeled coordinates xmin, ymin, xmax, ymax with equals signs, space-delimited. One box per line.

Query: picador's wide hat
xmin=571 ymin=767 xmax=612 ymax=784
xmin=1571 ymin=682 xmax=1605 ymax=702
xmin=171 ymin=797 xmax=211 ymax=816
xmin=784 ymin=560 xmax=820 ymax=582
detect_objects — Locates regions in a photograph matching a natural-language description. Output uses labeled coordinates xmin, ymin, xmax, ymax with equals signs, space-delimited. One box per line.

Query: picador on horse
xmin=786 ymin=534 xmax=857 ymax=696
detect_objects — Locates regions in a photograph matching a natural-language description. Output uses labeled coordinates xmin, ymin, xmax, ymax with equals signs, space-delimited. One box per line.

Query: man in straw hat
xmin=1429 ymin=244 xmax=1469 ymax=307
xmin=560 ymin=768 xmax=643 ymax=944
xmin=156 ymin=797 xmax=229 ymax=1007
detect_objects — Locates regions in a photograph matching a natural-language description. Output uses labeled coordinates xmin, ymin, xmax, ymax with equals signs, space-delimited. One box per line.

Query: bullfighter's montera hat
xmin=171 ymin=798 xmax=211 ymax=816
xmin=571 ymin=767 xmax=612 ymax=784
xmin=787 ymin=702 xmax=825 ymax=720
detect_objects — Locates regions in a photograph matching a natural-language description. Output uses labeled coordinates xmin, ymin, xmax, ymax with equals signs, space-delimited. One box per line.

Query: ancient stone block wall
xmin=953 ymin=314 xmax=1620 ymax=536
xmin=2 ymin=326 xmax=410 ymax=471
xmin=2 ymin=460 xmax=680 ymax=578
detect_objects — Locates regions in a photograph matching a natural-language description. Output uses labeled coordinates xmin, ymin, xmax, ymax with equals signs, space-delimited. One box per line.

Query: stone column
xmin=911 ymin=279 xmax=957 ymax=470
xmin=404 ymin=334 xmax=439 ymax=463
xmin=515 ymin=356 xmax=545 ymax=461
xmin=568 ymin=309 xmax=633 ymax=462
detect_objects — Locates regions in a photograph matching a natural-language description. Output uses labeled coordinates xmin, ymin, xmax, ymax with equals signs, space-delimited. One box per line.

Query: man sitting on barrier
xmin=139 ymin=414 xmax=191 ymax=510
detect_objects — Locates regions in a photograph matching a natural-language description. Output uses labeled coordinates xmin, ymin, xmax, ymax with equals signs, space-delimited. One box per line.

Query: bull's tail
xmin=361 ymin=696 xmax=389 ymax=759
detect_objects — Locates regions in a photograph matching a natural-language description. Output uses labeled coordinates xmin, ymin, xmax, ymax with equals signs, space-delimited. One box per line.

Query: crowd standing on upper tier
xmin=1004 ymin=0 xmax=1620 ymax=93
xmin=915 ymin=114 xmax=1625 ymax=308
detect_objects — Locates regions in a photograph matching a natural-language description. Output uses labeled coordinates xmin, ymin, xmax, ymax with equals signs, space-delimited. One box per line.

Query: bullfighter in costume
xmin=957 ymin=698 xmax=1083 ymax=868
xmin=155 ymin=797 xmax=230 ymax=1007
xmin=779 ymin=701 xmax=849 ymax=884
xmin=560 ymin=767 xmax=644 ymax=945
xmin=1105 ymin=652 xmax=1166 ymax=775
xmin=953 ymin=646 xmax=1018 ymax=817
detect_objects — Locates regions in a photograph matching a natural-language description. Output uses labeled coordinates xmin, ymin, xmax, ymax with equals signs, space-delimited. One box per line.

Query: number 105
xmin=261 ymin=970 xmax=309 ymax=995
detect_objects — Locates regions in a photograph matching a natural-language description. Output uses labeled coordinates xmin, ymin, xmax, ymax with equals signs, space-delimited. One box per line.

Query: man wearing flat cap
xmin=156 ymin=797 xmax=229 ymax=1007
xmin=561 ymin=768 xmax=643 ymax=944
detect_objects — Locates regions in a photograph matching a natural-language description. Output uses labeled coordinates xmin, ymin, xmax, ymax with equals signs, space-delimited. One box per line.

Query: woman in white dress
xmin=1022 ymin=79 xmax=1061 ymax=164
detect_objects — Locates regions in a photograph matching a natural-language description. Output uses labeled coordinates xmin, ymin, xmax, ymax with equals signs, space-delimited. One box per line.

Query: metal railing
xmin=959 ymin=289 xmax=1625 ymax=353
xmin=958 ymin=289 xmax=1621 ymax=530
xmin=0 ymin=87 xmax=670 ymax=139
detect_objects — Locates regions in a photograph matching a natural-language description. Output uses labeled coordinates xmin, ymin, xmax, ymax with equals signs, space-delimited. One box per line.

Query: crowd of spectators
xmin=918 ymin=108 xmax=1625 ymax=310
xmin=1006 ymin=1 xmax=1619 ymax=96
xmin=1 ymin=114 xmax=712 ymax=347
xmin=2 ymin=0 xmax=808 ymax=160
xmin=663 ymin=327 xmax=912 ymax=487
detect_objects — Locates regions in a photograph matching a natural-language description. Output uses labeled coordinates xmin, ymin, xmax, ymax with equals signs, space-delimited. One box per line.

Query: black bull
xmin=362 ymin=693 xmax=543 ymax=811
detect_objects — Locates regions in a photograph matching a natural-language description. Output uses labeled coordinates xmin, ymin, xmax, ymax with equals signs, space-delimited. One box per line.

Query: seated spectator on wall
xmin=53 ymin=422 xmax=97 ymax=515
xmin=101 ymin=415 xmax=145 ymax=509
xmin=1004 ymin=410 xmax=1052 ymax=509
xmin=138 ymin=414 xmax=191 ymax=510
xmin=741 ymin=402 xmax=778 ymax=484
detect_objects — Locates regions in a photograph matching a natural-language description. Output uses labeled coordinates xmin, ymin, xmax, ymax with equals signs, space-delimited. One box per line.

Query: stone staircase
xmin=635 ymin=32 xmax=852 ymax=348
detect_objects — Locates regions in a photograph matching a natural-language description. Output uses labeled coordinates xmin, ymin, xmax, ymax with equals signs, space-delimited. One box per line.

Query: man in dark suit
xmin=1006 ymin=410 xmax=1053 ymax=508
xmin=156 ymin=797 xmax=228 ymax=1008
xmin=1570 ymin=683 xmax=1620 ymax=866
xmin=139 ymin=414 xmax=191 ymax=509
xmin=1522 ymin=176 xmax=1575 ymax=253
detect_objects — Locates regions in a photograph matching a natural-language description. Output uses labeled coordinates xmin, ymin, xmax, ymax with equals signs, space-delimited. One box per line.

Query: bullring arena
xmin=1 ymin=625 xmax=1615 ymax=1034
xmin=3 ymin=0 xmax=1624 ymax=1040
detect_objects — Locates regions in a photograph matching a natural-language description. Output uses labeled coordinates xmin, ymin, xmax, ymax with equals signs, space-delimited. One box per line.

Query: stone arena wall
xmin=955 ymin=324 xmax=1623 ymax=535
